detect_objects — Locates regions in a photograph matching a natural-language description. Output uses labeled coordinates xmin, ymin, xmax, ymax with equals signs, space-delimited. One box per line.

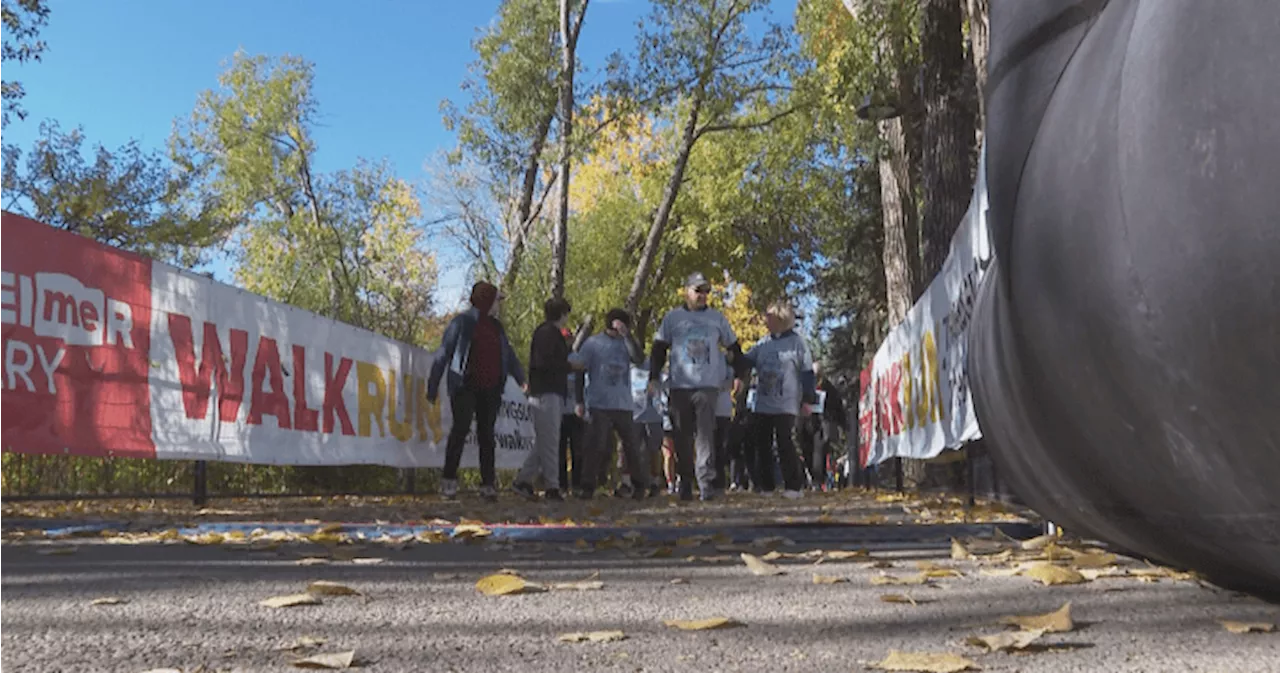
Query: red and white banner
xmin=858 ymin=146 xmax=990 ymax=466
xmin=1 ymin=212 xmax=535 ymax=468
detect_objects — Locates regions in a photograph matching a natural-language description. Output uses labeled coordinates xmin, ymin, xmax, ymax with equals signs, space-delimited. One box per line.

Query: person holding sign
xmin=736 ymin=300 xmax=816 ymax=499
xmin=573 ymin=309 xmax=648 ymax=499
xmin=648 ymin=273 xmax=746 ymax=501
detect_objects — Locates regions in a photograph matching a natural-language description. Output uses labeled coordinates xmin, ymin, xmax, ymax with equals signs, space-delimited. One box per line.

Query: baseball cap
xmin=685 ymin=272 xmax=711 ymax=290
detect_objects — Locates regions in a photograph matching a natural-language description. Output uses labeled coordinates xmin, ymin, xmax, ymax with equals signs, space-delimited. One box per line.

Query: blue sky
xmin=3 ymin=0 xmax=798 ymax=311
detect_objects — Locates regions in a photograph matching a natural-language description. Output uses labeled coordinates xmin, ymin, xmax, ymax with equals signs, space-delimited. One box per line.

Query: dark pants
xmin=749 ymin=412 xmax=803 ymax=492
xmin=582 ymin=409 xmax=649 ymax=491
xmin=443 ymin=386 xmax=503 ymax=487
xmin=799 ymin=414 xmax=829 ymax=488
xmin=727 ymin=416 xmax=751 ymax=489
xmin=713 ymin=416 xmax=731 ymax=489
xmin=559 ymin=413 xmax=585 ymax=492
xmin=668 ymin=388 xmax=718 ymax=493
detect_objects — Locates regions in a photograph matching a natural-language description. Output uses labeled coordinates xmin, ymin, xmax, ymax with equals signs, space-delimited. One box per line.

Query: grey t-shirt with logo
xmin=656 ymin=306 xmax=737 ymax=390
xmin=745 ymin=331 xmax=814 ymax=415
xmin=574 ymin=333 xmax=638 ymax=411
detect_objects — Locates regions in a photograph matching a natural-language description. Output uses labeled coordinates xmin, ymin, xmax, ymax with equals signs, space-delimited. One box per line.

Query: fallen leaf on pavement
xmin=686 ymin=554 xmax=733 ymax=563
xmin=351 ymin=557 xmax=385 ymax=565
xmin=1022 ymin=563 xmax=1087 ymax=586
xmin=37 ymin=547 xmax=78 ymax=556
xmin=670 ymin=578 xmax=688 ymax=584
xmin=741 ymin=553 xmax=786 ymax=576
xmin=1079 ymin=567 xmax=1125 ymax=580
xmin=1000 ymin=602 xmax=1074 ymax=633
xmin=277 ymin=636 xmax=328 ymax=651
xmin=476 ymin=573 xmax=545 ymax=596
xmin=951 ymin=539 xmax=970 ymax=560
xmin=317 ymin=523 xmax=344 ymax=534
xmin=869 ymin=650 xmax=979 ymax=672
xmin=297 ymin=557 xmax=331 ymax=566
xmin=871 ymin=573 xmax=931 ymax=586
xmin=880 ymin=594 xmax=933 ymax=605
xmin=813 ymin=574 xmax=848 ymax=584
xmin=291 ymin=650 xmax=356 ymax=669
xmin=89 ymin=597 xmax=127 ymax=606
xmin=307 ymin=581 xmax=360 ymax=596
xmin=663 ymin=617 xmax=744 ymax=631
xmin=1021 ymin=534 xmax=1057 ymax=551
xmin=551 ymin=580 xmax=605 ymax=591
xmin=451 ymin=524 xmax=491 ymax=539
xmin=1221 ymin=621 xmax=1276 ymax=634
xmin=260 ymin=594 xmax=323 ymax=608
xmin=965 ymin=629 xmax=1045 ymax=652
xmin=822 ymin=549 xmax=868 ymax=561
xmin=558 ymin=630 xmax=627 ymax=643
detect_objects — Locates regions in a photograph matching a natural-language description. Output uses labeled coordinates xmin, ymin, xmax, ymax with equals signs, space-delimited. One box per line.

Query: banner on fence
xmin=859 ymin=148 xmax=991 ymax=467
xmin=1 ymin=212 xmax=535 ymax=468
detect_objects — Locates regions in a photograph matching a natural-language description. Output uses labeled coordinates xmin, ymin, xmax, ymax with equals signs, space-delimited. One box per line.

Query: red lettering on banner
xmin=248 ymin=336 xmax=291 ymax=428
xmin=323 ymin=352 xmax=355 ymax=436
xmin=292 ymin=345 xmax=320 ymax=432
xmin=168 ymin=314 xmax=247 ymax=422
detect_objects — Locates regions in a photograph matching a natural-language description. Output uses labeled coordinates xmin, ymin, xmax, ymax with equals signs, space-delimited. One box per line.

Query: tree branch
xmin=695 ymin=104 xmax=804 ymax=139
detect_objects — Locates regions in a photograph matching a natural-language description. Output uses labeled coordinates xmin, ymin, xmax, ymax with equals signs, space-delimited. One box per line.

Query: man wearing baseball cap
xmin=648 ymin=272 xmax=745 ymax=501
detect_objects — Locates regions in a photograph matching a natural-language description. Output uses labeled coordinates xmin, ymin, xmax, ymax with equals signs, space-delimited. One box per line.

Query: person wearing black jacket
xmin=799 ymin=362 xmax=848 ymax=490
xmin=513 ymin=298 xmax=577 ymax=501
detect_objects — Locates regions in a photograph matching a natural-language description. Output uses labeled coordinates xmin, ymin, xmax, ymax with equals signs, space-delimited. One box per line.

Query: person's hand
xmin=522 ymin=383 xmax=530 ymax=395
xmin=612 ymin=319 xmax=630 ymax=336
xmin=647 ymin=380 xmax=659 ymax=396
xmin=575 ymin=404 xmax=585 ymax=418
xmin=732 ymin=378 xmax=744 ymax=396
xmin=800 ymin=403 xmax=812 ymax=417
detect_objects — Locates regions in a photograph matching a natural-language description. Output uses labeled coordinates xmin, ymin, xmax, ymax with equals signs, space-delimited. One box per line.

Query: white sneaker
xmin=441 ymin=478 xmax=459 ymax=499
xmin=782 ymin=489 xmax=803 ymax=500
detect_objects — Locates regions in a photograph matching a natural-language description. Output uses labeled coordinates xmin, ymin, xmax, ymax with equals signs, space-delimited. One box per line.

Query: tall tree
xmin=550 ymin=0 xmax=590 ymax=299
xmin=2 ymin=121 xmax=228 ymax=266
xmin=440 ymin=0 xmax=561 ymax=290
xmin=171 ymin=52 xmax=437 ymax=340
xmin=919 ymin=0 xmax=977 ymax=279
xmin=966 ymin=0 xmax=989 ymax=136
xmin=621 ymin=0 xmax=800 ymax=316
xmin=1 ymin=0 xmax=49 ymax=128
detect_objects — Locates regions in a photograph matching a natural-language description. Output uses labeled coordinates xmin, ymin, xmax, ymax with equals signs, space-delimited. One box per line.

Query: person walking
xmin=427 ymin=281 xmax=525 ymax=502
xmin=713 ymin=357 xmax=734 ymax=491
xmin=737 ymin=300 xmax=816 ymax=499
xmin=574 ymin=309 xmax=648 ymax=499
xmin=799 ymin=362 xmax=848 ymax=490
xmin=648 ymin=272 xmax=745 ymax=501
xmin=513 ymin=298 xmax=577 ymax=502
xmin=561 ymin=364 xmax=586 ymax=494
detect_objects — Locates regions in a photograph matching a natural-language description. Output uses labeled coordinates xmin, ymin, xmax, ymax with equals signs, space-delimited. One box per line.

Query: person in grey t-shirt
xmin=572 ymin=308 xmax=649 ymax=499
xmin=648 ymin=272 xmax=746 ymax=501
xmin=737 ymin=300 xmax=816 ymax=497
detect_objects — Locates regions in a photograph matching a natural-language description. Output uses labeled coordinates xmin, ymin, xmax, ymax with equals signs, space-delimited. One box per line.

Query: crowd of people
xmin=425 ymin=273 xmax=852 ymax=503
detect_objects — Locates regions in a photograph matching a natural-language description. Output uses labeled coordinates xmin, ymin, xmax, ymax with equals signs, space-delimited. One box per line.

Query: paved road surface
xmin=4 ymin=532 xmax=1277 ymax=672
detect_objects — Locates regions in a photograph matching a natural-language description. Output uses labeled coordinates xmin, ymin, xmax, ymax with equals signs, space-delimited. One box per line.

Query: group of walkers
xmin=425 ymin=273 xmax=849 ymax=503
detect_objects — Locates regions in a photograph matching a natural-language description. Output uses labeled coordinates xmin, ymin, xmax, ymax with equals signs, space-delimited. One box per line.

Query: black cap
xmin=685 ymin=272 xmax=711 ymax=290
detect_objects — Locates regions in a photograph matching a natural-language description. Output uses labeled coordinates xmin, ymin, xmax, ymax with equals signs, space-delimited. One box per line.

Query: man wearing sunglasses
xmin=648 ymin=272 xmax=745 ymax=501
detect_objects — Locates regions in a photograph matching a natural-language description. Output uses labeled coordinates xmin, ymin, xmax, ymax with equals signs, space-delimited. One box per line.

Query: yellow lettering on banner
xmin=387 ymin=370 xmax=414 ymax=442
xmin=356 ymin=361 xmax=387 ymax=438
xmin=923 ymin=329 xmax=943 ymax=424
xmin=415 ymin=376 xmax=443 ymax=442
xmin=901 ymin=350 xmax=914 ymax=430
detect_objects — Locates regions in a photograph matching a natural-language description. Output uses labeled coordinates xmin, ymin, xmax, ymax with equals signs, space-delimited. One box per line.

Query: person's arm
xmin=574 ymin=340 xmax=593 ymax=403
xmin=649 ymin=312 xmax=672 ymax=382
xmin=505 ymin=333 xmax=526 ymax=387
xmin=428 ymin=316 xmax=463 ymax=401
xmin=625 ymin=333 xmax=644 ymax=366
xmin=798 ymin=340 xmax=818 ymax=405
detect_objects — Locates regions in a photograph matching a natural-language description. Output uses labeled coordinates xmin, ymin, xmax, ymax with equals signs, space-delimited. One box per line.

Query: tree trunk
xmin=624 ymin=95 xmax=702 ymax=316
xmin=920 ymin=0 xmax=976 ymax=281
xmin=966 ymin=0 xmax=990 ymax=131
xmin=877 ymin=117 xmax=918 ymax=326
xmin=550 ymin=0 xmax=576 ymax=300
xmin=501 ymin=112 xmax=555 ymax=289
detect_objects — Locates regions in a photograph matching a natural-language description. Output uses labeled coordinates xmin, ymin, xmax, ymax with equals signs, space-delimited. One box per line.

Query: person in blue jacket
xmin=427 ymin=281 xmax=525 ymax=501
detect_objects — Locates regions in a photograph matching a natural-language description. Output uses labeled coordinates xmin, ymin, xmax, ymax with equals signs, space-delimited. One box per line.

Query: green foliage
xmin=172 ymin=51 xmax=439 ymax=343
xmin=2 ymin=121 xmax=231 ymax=267
xmin=1 ymin=0 xmax=49 ymax=127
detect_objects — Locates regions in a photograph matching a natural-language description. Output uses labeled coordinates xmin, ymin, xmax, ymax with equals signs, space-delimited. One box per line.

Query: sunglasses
xmin=693 ymin=286 xmax=711 ymax=294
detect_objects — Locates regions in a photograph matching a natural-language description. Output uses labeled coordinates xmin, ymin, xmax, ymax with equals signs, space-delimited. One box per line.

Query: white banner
xmin=861 ymin=145 xmax=991 ymax=465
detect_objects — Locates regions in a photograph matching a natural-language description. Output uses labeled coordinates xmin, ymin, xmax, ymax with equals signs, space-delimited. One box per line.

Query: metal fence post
xmin=193 ymin=460 xmax=208 ymax=506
